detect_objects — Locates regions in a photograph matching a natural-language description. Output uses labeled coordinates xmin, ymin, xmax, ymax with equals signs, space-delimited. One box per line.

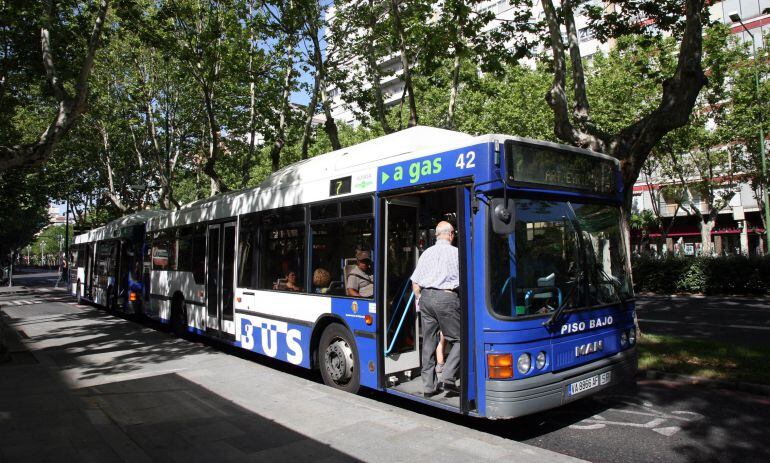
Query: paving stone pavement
xmin=0 ymin=293 xmax=584 ymax=463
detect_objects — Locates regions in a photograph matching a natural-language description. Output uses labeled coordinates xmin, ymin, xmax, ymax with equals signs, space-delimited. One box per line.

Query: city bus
xmin=70 ymin=211 xmax=163 ymax=314
xmin=136 ymin=126 xmax=637 ymax=419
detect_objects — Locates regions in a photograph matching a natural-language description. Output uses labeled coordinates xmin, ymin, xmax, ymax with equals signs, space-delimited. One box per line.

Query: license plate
xmin=567 ymin=371 xmax=611 ymax=396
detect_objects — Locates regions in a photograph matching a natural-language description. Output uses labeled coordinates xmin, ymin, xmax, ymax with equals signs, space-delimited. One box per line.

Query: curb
xmin=638 ymin=369 xmax=770 ymax=397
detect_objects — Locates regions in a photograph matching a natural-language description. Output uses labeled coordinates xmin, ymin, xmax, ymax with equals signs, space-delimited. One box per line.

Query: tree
xmin=0 ymin=0 xmax=110 ymax=171
xmin=647 ymin=24 xmax=744 ymax=255
xmin=502 ymin=0 xmax=710 ymax=212
xmin=0 ymin=171 xmax=50 ymax=262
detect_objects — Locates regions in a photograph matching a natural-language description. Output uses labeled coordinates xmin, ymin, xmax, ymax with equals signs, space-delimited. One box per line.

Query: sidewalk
xmin=0 ymin=298 xmax=584 ymax=463
xmin=1 ymin=310 xmax=125 ymax=461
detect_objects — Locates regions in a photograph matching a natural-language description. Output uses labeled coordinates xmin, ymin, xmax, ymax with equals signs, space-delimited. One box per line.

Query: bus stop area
xmin=0 ymin=285 xmax=579 ymax=463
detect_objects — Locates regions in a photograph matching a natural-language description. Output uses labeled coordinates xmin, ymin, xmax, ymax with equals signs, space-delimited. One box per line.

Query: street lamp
xmin=729 ymin=11 xmax=770 ymax=254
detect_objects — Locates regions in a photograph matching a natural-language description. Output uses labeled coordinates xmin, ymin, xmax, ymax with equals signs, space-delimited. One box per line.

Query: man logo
xmin=575 ymin=340 xmax=603 ymax=357
xmin=352 ymin=301 xmax=358 ymax=313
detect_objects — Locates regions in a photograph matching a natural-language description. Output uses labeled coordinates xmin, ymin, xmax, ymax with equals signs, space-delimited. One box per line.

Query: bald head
xmin=435 ymin=221 xmax=455 ymax=241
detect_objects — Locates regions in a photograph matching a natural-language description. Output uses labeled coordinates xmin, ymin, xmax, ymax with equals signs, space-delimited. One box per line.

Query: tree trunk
xmin=308 ymin=18 xmax=341 ymax=150
xmin=365 ymin=0 xmax=393 ymax=134
xmin=0 ymin=0 xmax=110 ymax=171
xmin=241 ymin=3 xmax=259 ymax=188
xmin=389 ymin=0 xmax=418 ymax=128
xmin=202 ymin=84 xmax=227 ymax=195
xmin=540 ymin=0 xmax=707 ymax=220
xmin=447 ymin=50 xmax=461 ymax=130
xmin=699 ymin=217 xmax=715 ymax=256
xmin=270 ymin=45 xmax=295 ymax=173
xmin=301 ymin=55 xmax=321 ymax=160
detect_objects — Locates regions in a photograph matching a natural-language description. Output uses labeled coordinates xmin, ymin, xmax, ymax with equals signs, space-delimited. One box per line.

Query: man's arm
xmin=347 ymin=273 xmax=360 ymax=297
xmin=412 ymin=281 xmax=421 ymax=300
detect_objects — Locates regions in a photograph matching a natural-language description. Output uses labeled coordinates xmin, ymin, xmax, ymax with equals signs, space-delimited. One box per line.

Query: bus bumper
xmin=485 ymin=347 xmax=637 ymax=419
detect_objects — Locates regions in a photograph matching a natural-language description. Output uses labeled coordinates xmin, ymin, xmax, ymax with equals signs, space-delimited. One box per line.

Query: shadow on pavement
xmin=77 ymin=373 xmax=363 ymax=462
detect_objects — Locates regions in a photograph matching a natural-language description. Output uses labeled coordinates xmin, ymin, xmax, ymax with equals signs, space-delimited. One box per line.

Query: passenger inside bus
xmin=346 ymin=250 xmax=373 ymax=298
xmin=312 ymin=268 xmax=331 ymax=293
xmin=275 ymin=271 xmax=302 ymax=292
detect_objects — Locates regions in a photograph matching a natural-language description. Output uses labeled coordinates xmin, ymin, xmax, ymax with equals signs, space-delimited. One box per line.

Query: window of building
xmin=578 ymin=26 xmax=595 ymax=42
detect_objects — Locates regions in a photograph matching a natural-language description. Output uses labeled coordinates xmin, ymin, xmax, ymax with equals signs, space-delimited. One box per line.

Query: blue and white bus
xmin=70 ymin=211 xmax=163 ymax=314
xmin=135 ymin=126 xmax=636 ymax=419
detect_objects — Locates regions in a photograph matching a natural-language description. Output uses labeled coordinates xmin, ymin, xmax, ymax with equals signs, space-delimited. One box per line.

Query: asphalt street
xmin=2 ymin=276 xmax=769 ymax=462
xmin=635 ymin=294 xmax=770 ymax=347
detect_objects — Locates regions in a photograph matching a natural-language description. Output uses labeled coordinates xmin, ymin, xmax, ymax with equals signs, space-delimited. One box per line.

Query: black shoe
xmin=422 ymin=389 xmax=441 ymax=398
xmin=442 ymin=381 xmax=459 ymax=393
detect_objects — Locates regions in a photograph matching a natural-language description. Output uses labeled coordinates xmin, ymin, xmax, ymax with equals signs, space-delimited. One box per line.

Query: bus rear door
xmin=206 ymin=221 xmax=237 ymax=339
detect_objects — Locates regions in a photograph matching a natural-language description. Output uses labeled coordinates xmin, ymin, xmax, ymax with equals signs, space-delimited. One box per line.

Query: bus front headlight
xmin=517 ymin=353 xmax=531 ymax=374
xmin=536 ymin=351 xmax=547 ymax=369
xmin=628 ymin=328 xmax=636 ymax=345
xmin=620 ymin=331 xmax=628 ymax=346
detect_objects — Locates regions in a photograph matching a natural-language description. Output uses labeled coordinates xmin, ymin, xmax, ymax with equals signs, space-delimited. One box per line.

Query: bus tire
xmin=319 ymin=323 xmax=360 ymax=394
xmin=171 ymin=297 xmax=188 ymax=339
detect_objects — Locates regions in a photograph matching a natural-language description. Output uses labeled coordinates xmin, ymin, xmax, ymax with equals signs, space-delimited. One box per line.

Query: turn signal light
xmin=129 ymin=291 xmax=138 ymax=302
xmin=487 ymin=353 xmax=513 ymax=379
xmin=364 ymin=315 xmax=373 ymax=325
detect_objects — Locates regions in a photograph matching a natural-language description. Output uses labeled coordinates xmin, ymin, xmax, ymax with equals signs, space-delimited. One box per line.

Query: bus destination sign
xmin=506 ymin=142 xmax=617 ymax=195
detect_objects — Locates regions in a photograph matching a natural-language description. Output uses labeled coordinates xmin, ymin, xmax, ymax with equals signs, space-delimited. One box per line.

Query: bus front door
xmin=206 ymin=222 xmax=236 ymax=339
xmin=382 ymin=198 xmax=421 ymax=377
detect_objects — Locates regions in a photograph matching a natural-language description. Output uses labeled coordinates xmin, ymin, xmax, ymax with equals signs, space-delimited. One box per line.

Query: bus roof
xmin=149 ymin=126 xmax=477 ymax=230
xmin=74 ymin=210 xmax=164 ymax=244
xmin=146 ymin=127 xmax=621 ymax=231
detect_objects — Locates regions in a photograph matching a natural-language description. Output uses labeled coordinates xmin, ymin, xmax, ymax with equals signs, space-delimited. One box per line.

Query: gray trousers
xmin=419 ymin=289 xmax=461 ymax=394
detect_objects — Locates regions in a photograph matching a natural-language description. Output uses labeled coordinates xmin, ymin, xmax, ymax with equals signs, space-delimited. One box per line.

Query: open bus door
xmin=206 ymin=221 xmax=237 ymax=339
xmin=380 ymin=186 xmax=474 ymax=412
xmin=382 ymin=197 xmax=421 ymax=377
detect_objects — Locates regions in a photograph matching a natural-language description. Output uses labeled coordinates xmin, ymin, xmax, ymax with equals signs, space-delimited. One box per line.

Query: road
xmin=635 ymin=294 xmax=770 ymax=347
xmin=2 ymin=279 xmax=769 ymax=462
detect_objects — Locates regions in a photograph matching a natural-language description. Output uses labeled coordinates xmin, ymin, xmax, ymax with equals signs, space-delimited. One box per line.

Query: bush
xmin=632 ymin=255 xmax=770 ymax=295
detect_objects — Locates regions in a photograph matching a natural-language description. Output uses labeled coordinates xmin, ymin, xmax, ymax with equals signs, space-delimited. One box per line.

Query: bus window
xmin=152 ymin=230 xmax=174 ymax=270
xmin=489 ymin=199 xmax=632 ymax=318
xmin=192 ymin=225 xmax=206 ymax=285
xmin=177 ymin=227 xmax=193 ymax=272
xmin=311 ymin=219 xmax=373 ymax=297
xmin=238 ymin=214 xmax=258 ymax=288
xmin=259 ymin=207 xmax=305 ymax=292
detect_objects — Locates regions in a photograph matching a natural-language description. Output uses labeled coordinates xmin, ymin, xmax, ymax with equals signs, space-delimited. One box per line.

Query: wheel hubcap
xmin=325 ymin=337 xmax=354 ymax=384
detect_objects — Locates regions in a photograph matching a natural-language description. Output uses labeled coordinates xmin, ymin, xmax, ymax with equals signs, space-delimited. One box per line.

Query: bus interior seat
xmin=327 ymin=281 xmax=345 ymax=295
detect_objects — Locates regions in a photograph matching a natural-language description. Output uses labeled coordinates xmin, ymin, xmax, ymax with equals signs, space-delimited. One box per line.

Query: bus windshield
xmin=489 ymin=198 xmax=633 ymax=318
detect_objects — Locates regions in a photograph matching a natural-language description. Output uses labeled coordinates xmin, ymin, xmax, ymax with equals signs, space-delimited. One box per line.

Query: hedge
xmin=632 ymin=255 xmax=770 ymax=295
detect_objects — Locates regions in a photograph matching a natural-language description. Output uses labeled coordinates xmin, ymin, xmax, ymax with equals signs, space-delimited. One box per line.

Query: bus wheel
xmin=319 ymin=324 xmax=360 ymax=393
xmin=171 ymin=298 xmax=188 ymax=338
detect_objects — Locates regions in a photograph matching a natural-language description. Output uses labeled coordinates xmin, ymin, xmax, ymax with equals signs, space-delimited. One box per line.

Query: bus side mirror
xmin=490 ymin=198 xmax=515 ymax=234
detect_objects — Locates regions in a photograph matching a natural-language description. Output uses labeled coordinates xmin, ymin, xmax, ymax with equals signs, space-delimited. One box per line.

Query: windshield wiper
xmin=543 ymin=269 xmax=582 ymax=328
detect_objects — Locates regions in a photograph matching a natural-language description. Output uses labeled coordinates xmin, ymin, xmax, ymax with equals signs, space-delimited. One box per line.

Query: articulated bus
xmin=70 ymin=211 xmax=163 ymax=313
xmin=89 ymin=126 xmax=637 ymax=418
